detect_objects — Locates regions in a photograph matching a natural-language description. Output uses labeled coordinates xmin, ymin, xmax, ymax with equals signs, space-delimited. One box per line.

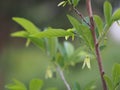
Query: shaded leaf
xmin=104 ymin=1 xmax=112 ymax=25
xmin=112 ymin=63 xmax=120 ymax=88
xmin=29 ymin=79 xmax=43 ymax=90
xmin=12 ymin=17 xmax=40 ymax=34
xmin=64 ymin=41 xmax=74 ymax=57
xmin=73 ymin=81 xmax=81 ymax=90
xmin=45 ymin=37 xmax=58 ymax=58
xmin=103 ymin=75 xmax=113 ymax=90
xmin=84 ymin=81 xmax=96 ymax=90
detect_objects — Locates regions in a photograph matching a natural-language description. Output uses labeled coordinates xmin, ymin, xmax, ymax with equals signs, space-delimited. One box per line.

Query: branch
xmin=73 ymin=7 xmax=90 ymax=26
xmin=56 ymin=65 xmax=71 ymax=90
xmin=86 ymin=0 xmax=107 ymax=90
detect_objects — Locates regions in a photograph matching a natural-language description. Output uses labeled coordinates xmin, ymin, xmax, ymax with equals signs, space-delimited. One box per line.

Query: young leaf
xmin=94 ymin=15 xmax=103 ymax=36
xmin=112 ymin=8 xmax=120 ymax=21
xmin=112 ymin=63 xmax=120 ymax=88
xmin=5 ymin=79 xmax=27 ymax=90
xmin=12 ymin=17 xmax=40 ymax=34
xmin=104 ymin=1 xmax=112 ymax=25
xmin=11 ymin=31 xmax=29 ymax=38
xmin=103 ymin=75 xmax=113 ymax=90
xmin=31 ymin=28 xmax=74 ymax=38
xmin=29 ymin=79 xmax=43 ymax=90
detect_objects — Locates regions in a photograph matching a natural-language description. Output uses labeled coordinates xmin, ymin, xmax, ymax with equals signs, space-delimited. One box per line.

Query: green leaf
xmin=64 ymin=41 xmax=74 ymax=57
xmin=94 ymin=15 xmax=103 ymax=36
xmin=112 ymin=63 xmax=120 ymax=88
xmin=103 ymin=75 xmax=113 ymax=90
xmin=29 ymin=79 xmax=43 ymax=90
xmin=67 ymin=15 xmax=81 ymax=33
xmin=31 ymin=28 xmax=74 ymax=38
xmin=11 ymin=31 xmax=29 ymax=38
xmin=112 ymin=8 xmax=120 ymax=21
xmin=5 ymin=79 xmax=27 ymax=90
xmin=45 ymin=37 xmax=58 ymax=58
xmin=29 ymin=37 xmax=45 ymax=50
xmin=104 ymin=1 xmax=112 ymax=25
xmin=79 ymin=25 xmax=94 ymax=50
xmin=12 ymin=17 xmax=40 ymax=34
xmin=73 ymin=82 xmax=81 ymax=90
xmin=67 ymin=15 xmax=94 ymax=51
xmin=11 ymin=31 xmax=45 ymax=50
xmin=72 ymin=0 xmax=80 ymax=7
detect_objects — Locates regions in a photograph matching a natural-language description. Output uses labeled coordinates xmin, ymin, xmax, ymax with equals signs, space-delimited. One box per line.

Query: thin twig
xmin=86 ymin=0 xmax=107 ymax=90
xmin=73 ymin=7 xmax=90 ymax=26
xmin=56 ymin=65 xmax=71 ymax=90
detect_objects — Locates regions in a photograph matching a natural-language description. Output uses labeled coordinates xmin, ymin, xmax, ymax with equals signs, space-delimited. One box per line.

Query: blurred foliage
xmin=0 ymin=0 xmax=120 ymax=90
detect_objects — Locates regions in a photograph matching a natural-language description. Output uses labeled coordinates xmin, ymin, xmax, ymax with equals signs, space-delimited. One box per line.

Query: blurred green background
xmin=0 ymin=0 xmax=120 ymax=90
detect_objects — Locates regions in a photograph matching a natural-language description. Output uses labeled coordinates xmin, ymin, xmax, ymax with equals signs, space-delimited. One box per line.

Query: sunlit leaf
xmin=29 ymin=37 xmax=45 ymax=50
xmin=11 ymin=31 xmax=29 ymax=38
xmin=31 ymin=28 xmax=74 ymax=38
xmin=112 ymin=9 xmax=120 ymax=21
xmin=29 ymin=79 xmax=43 ymax=90
xmin=12 ymin=17 xmax=40 ymax=34
xmin=104 ymin=1 xmax=112 ymax=25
